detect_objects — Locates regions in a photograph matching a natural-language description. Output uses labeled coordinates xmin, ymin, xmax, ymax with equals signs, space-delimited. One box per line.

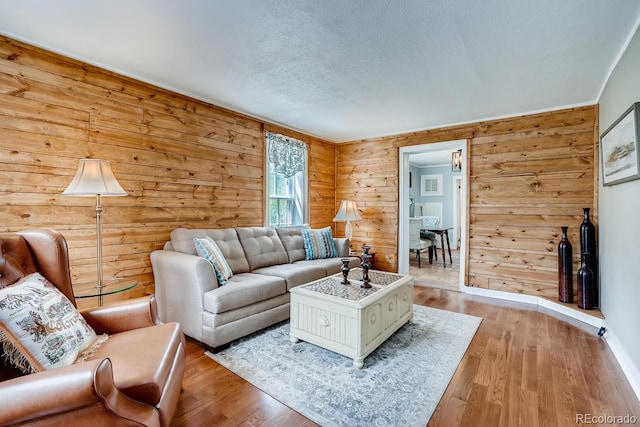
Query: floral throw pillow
xmin=301 ymin=227 xmax=339 ymax=260
xmin=0 ymin=273 xmax=98 ymax=373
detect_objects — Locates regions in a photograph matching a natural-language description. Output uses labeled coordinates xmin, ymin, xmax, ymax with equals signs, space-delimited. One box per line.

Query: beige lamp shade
xmin=62 ymin=159 xmax=127 ymax=196
xmin=332 ymin=200 xmax=362 ymax=222
xmin=333 ymin=200 xmax=362 ymax=241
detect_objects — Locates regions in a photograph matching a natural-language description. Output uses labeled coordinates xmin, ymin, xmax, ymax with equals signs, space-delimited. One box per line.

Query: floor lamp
xmin=63 ymin=159 xmax=127 ymax=306
xmin=333 ymin=200 xmax=362 ymax=243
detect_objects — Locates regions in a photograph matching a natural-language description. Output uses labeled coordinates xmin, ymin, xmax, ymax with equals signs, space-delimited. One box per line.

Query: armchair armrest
xmin=81 ymin=296 xmax=158 ymax=334
xmin=0 ymin=358 xmax=158 ymax=426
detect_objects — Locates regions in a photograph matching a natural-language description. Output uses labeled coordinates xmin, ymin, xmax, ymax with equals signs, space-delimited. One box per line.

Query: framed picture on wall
xmin=600 ymin=102 xmax=640 ymax=186
xmin=420 ymin=174 xmax=443 ymax=196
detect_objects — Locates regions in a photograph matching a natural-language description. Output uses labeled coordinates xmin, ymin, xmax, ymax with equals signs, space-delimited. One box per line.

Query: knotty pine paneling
xmin=1 ymin=34 xmax=599 ymax=304
xmin=338 ymin=106 xmax=598 ymax=299
xmin=0 ymin=36 xmax=336 ymax=309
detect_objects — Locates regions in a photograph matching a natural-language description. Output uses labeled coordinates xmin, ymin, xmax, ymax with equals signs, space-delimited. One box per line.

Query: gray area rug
xmin=206 ymin=305 xmax=481 ymax=427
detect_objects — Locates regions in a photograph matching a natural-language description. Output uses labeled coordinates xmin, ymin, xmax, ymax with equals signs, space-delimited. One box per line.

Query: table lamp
xmin=333 ymin=200 xmax=362 ymax=241
xmin=62 ymin=159 xmax=127 ymax=305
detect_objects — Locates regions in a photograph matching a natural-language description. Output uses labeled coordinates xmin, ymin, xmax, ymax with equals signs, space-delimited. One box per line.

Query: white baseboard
xmin=463 ymin=285 xmax=538 ymax=304
xmin=462 ymin=286 xmax=604 ymax=328
xmin=461 ymin=286 xmax=640 ymax=402
xmin=602 ymin=325 xmax=640 ymax=402
xmin=537 ymin=298 xmax=604 ymax=328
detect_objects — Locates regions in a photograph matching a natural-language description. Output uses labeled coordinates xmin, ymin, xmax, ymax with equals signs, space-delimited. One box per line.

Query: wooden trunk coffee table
xmin=289 ymin=268 xmax=414 ymax=369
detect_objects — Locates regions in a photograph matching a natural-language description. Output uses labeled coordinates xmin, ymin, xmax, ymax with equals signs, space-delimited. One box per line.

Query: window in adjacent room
xmin=265 ymin=132 xmax=308 ymax=226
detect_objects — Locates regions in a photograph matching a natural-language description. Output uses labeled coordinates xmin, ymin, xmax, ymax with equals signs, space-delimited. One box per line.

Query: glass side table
xmin=75 ymin=279 xmax=138 ymax=306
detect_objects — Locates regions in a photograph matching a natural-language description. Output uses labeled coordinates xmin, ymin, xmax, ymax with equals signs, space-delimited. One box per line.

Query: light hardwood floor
xmin=171 ymin=286 xmax=640 ymax=427
xmin=410 ymin=248 xmax=460 ymax=291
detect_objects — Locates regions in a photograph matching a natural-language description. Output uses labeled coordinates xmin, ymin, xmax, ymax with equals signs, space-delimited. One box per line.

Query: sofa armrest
xmin=0 ymin=358 xmax=158 ymax=426
xmin=333 ymin=238 xmax=351 ymax=257
xmin=150 ymin=249 xmax=218 ymax=342
xmin=81 ymin=296 xmax=158 ymax=334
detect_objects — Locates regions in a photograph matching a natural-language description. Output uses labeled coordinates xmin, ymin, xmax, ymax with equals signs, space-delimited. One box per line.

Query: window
xmin=266 ymin=132 xmax=308 ymax=226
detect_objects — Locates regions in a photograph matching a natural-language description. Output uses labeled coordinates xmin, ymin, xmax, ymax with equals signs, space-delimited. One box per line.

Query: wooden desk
xmin=424 ymin=227 xmax=453 ymax=267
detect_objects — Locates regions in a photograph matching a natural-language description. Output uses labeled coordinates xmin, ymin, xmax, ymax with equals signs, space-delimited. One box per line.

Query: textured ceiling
xmin=1 ymin=0 xmax=639 ymax=142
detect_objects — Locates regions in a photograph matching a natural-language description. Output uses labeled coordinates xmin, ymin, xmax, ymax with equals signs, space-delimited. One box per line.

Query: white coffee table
xmin=289 ymin=268 xmax=414 ymax=369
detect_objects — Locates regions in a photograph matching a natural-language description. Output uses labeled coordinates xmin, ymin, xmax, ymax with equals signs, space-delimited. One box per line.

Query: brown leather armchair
xmin=0 ymin=229 xmax=186 ymax=427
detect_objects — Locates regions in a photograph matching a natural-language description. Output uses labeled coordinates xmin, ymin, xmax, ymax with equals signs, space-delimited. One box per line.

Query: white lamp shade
xmin=62 ymin=159 xmax=127 ymax=196
xmin=333 ymin=200 xmax=362 ymax=222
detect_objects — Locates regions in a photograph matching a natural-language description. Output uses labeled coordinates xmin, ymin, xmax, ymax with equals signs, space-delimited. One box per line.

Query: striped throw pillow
xmin=194 ymin=237 xmax=233 ymax=286
xmin=301 ymin=227 xmax=338 ymax=260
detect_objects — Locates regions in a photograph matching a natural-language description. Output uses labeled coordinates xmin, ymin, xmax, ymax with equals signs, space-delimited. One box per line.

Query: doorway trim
xmin=398 ymin=140 xmax=468 ymax=291
xmin=452 ymin=175 xmax=463 ymax=248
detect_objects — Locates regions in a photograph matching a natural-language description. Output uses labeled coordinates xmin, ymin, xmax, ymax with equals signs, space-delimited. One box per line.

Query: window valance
xmin=266 ymin=132 xmax=307 ymax=178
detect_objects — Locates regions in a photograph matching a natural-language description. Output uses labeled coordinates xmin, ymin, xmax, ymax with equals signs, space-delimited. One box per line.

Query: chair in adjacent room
xmin=419 ymin=215 xmax=440 ymax=262
xmin=409 ymin=217 xmax=435 ymax=268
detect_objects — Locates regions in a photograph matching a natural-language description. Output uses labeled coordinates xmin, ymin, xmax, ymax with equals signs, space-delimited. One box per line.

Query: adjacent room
xmin=404 ymin=143 xmax=465 ymax=291
xmin=1 ymin=1 xmax=639 ymax=426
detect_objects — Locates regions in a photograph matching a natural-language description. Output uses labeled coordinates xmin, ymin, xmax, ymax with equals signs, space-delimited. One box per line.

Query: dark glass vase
xmin=580 ymin=207 xmax=598 ymax=306
xmin=577 ymin=252 xmax=595 ymax=310
xmin=558 ymin=226 xmax=573 ymax=303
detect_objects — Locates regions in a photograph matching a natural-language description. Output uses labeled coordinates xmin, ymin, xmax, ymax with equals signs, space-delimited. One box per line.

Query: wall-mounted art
xmin=420 ymin=174 xmax=443 ymax=196
xmin=601 ymin=102 xmax=640 ymax=186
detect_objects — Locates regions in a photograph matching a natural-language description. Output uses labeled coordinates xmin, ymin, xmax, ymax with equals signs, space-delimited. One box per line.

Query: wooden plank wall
xmin=337 ymin=106 xmax=598 ymax=299
xmin=0 ymin=36 xmax=336 ymax=309
xmin=0 ymin=34 xmax=598 ymax=303
xmin=335 ymin=141 xmax=398 ymax=265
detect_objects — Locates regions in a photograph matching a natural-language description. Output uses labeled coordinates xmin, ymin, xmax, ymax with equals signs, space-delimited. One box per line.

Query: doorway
xmin=398 ymin=140 xmax=467 ymax=291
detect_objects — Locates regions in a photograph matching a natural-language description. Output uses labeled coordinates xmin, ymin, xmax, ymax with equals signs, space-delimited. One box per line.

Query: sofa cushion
xmin=83 ymin=322 xmax=183 ymax=407
xmin=205 ymin=294 xmax=290 ymax=328
xmin=253 ymin=263 xmax=325 ymax=291
xmin=203 ymin=273 xmax=286 ymax=314
xmin=194 ymin=237 xmax=233 ymax=285
xmin=171 ymin=228 xmax=250 ymax=274
xmin=0 ymin=273 xmax=98 ymax=374
xmin=236 ymin=227 xmax=289 ymax=271
xmin=301 ymin=227 xmax=338 ymax=260
xmin=170 ymin=228 xmax=203 ymax=255
xmin=275 ymin=227 xmax=307 ymax=263
xmin=294 ymin=256 xmax=360 ymax=276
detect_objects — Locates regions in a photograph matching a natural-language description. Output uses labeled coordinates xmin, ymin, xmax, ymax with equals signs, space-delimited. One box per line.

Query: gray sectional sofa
xmin=150 ymin=226 xmax=361 ymax=349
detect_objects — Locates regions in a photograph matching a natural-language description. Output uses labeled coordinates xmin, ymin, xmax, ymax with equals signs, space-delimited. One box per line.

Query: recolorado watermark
xmin=576 ymin=413 xmax=637 ymax=424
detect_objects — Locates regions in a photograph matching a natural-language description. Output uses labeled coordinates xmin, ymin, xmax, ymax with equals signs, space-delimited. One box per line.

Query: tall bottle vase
xmin=577 ymin=252 xmax=595 ymax=310
xmin=557 ymin=226 xmax=573 ymax=303
xmin=580 ymin=207 xmax=598 ymax=306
